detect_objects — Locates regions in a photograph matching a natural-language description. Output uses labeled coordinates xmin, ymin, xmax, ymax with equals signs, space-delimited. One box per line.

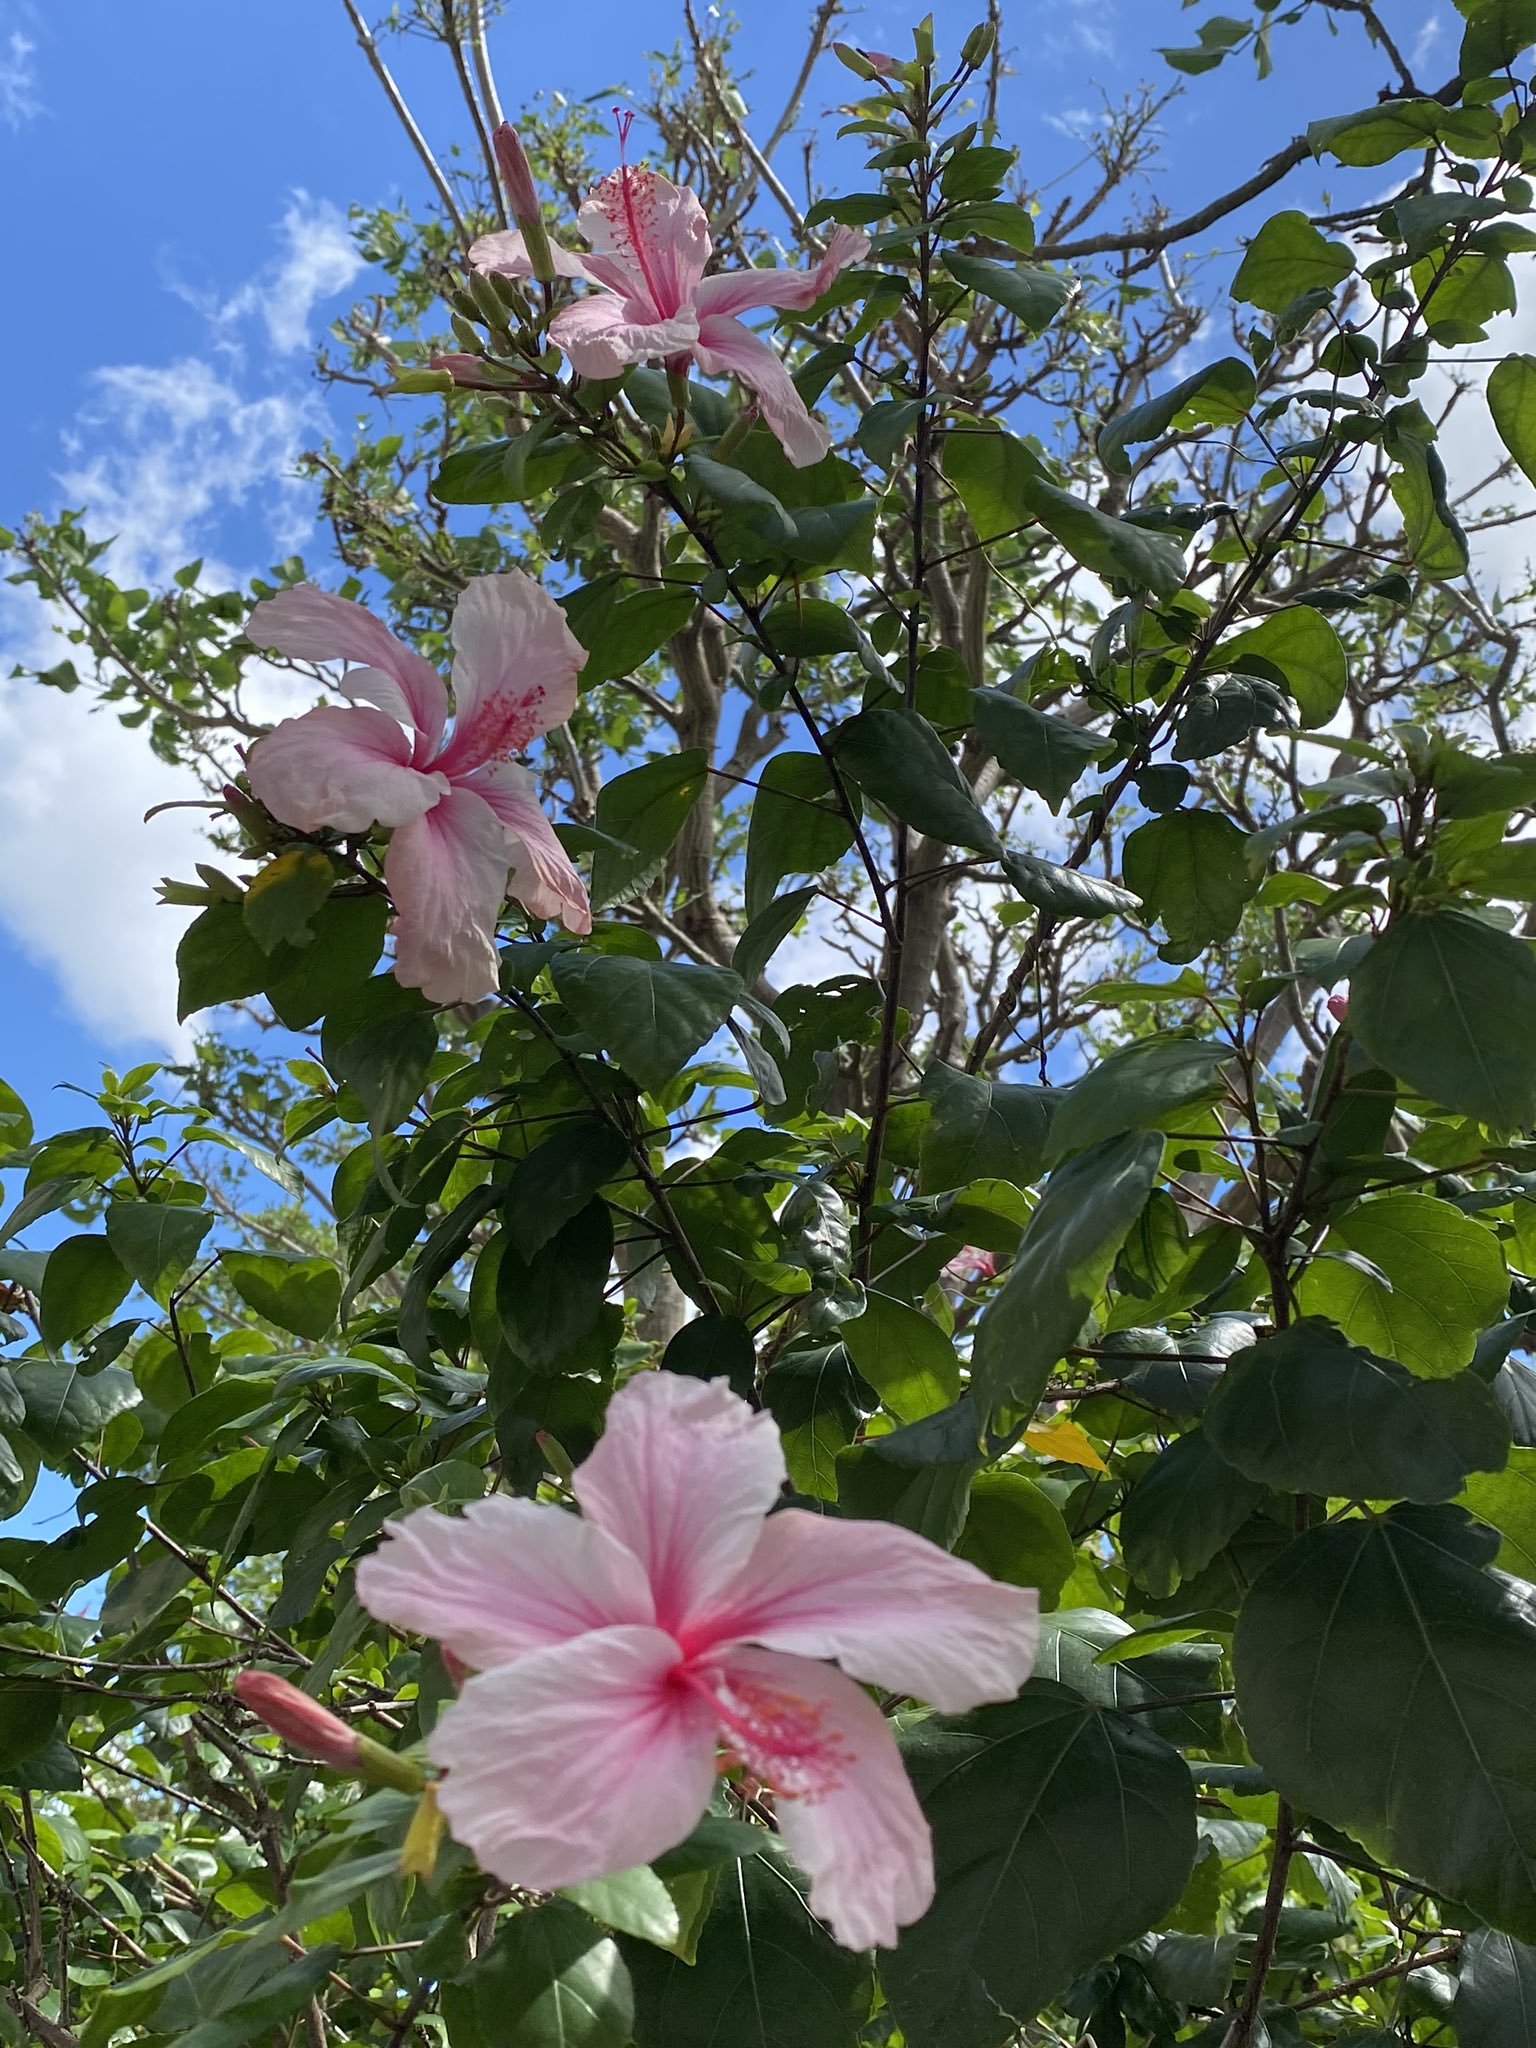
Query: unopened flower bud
xmin=236 ymin=1671 xmax=361 ymax=1771
xmin=428 ymin=353 xmax=508 ymax=391
xmin=1327 ymin=991 xmax=1349 ymax=1024
xmin=491 ymin=121 xmax=558 ymax=284
xmin=392 ymin=366 xmax=459 ymax=395
xmin=833 ymin=41 xmax=894 ymax=80
xmin=961 ymin=21 xmax=996 ymax=69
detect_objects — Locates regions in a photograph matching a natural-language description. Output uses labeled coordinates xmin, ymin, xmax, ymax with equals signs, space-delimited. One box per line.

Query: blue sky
xmin=0 ymin=0 xmax=1459 ymax=1105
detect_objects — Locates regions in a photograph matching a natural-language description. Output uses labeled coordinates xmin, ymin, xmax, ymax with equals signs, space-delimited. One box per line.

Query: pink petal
xmin=692 ymin=226 xmax=872 ymax=320
xmin=703 ymin=1647 xmax=932 ymax=1950
xmin=383 ymin=786 xmax=510 ymax=1003
xmin=469 ymin=761 xmax=592 ymax=934
xmin=693 ymin=315 xmax=831 ymax=468
xmin=355 ymin=1495 xmax=655 ymax=1670
xmin=469 ymin=226 xmax=593 ymax=281
xmin=549 ymin=293 xmax=700 ymax=380
xmin=430 ymin=1626 xmax=718 ymax=1890
xmin=572 ymin=1373 xmax=785 ymax=1636
xmin=578 ymin=167 xmax=711 ymax=319
xmin=700 ymin=1507 xmax=1039 ymax=1713
xmin=247 ymin=584 xmax=447 ymax=755
xmin=433 ymin=570 xmax=585 ymax=780
xmin=246 ymin=705 xmax=444 ymax=835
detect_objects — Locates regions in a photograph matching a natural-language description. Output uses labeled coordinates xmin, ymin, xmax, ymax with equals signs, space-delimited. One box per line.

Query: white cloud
xmin=212 ymin=194 xmax=366 ymax=356
xmin=1411 ymin=14 xmax=1444 ymax=73
xmin=1 ymin=199 xmax=368 ymax=1052
xmin=0 ymin=29 xmax=40 ymax=129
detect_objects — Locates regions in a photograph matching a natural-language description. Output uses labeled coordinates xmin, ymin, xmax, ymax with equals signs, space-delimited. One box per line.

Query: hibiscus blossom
xmin=245 ymin=574 xmax=589 ymax=1004
xmin=355 ymin=1370 xmax=1039 ymax=1950
xmin=470 ymin=120 xmax=869 ymax=468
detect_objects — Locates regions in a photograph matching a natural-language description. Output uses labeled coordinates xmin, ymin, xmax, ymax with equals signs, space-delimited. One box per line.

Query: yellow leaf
xmin=1023 ymin=1416 xmax=1108 ymax=1473
xmin=399 ymin=1786 xmax=446 ymax=1880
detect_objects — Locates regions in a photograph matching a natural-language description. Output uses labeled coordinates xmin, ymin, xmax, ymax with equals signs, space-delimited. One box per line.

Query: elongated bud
xmin=237 ymin=1670 xmax=428 ymax=1793
xmin=961 ymin=21 xmax=996 ymax=69
xmin=492 ymin=120 xmax=558 ymax=284
xmin=236 ymin=1671 xmax=362 ymax=1771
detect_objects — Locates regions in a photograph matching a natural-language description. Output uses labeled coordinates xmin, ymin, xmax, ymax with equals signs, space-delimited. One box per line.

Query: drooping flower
xmin=355 ymin=1371 xmax=1039 ymax=1950
xmin=470 ymin=122 xmax=870 ymax=468
xmin=245 ymin=573 xmax=590 ymax=1004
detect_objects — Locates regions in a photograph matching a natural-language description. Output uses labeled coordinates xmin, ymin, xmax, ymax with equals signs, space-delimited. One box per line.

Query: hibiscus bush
xmin=11 ymin=0 xmax=1536 ymax=2042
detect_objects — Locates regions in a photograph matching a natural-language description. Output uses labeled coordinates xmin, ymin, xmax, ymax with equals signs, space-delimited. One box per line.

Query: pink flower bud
xmin=862 ymin=49 xmax=897 ymax=72
xmin=235 ymin=1671 xmax=361 ymax=1771
xmin=493 ymin=123 xmax=541 ymax=222
xmin=1327 ymin=991 xmax=1349 ymax=1024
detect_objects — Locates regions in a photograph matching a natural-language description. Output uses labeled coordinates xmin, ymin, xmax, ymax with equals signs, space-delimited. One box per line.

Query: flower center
xmin=459 ymin=686 xmax=546 ymax=765
xmin=680 ymin=1661 xmax=849 ymax=1804
xmin=594 ymin=110 xmax=673 ymax=317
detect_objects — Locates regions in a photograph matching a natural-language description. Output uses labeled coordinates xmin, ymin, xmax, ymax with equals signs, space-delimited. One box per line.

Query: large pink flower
xmin=472 ymin=161 xmax=869 ymax=468
xmin=245 ymin=574 xmax=590 ymax=1003
xmin=355 ymin=1371 xmax=1039 ymax=1950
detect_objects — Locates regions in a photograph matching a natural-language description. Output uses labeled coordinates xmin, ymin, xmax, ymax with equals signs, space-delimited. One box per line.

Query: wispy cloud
xmin=1411 ymin=14 xmax=1443 ymax=73
xmin=216 ymin=194 xmax=366 ymax=354
xmin=0 ymin=28 xmax=41 ymax=129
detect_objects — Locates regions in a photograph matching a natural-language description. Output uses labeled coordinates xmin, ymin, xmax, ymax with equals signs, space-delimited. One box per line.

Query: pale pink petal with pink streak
xmin=572 ymin=1373 xmax=785 ymax=1635
xmin=578 ymin=166 xmax=711 ymax=317
xmin=433 ymin=570 xmax=585 ymax=780
xmin=429 ymin=1626 xmax=718 ymax=1889
xmin=247 ymin=584 xmax=447 ymax=753
xmin=355 ymin=1495 xmax=654 ymax=1671
xmin=246 ymin=706 xmax=444 ymax=836
xmin=383 ymin=786 xmax=511 ymax=1003
xmin=703 ymin=1646 xmax=933 ymax=1950
xmin=693 ymin=315 xmax=830 ymax=468
xmin=469 ymin=227 xmax=593 ymax=281
xmin=691 ymin=225 xmax=872 ymax=320
xmin=704 ymin=1506 xmax=1039 ymax=1712
xmin=470 ymin=761 xmax=592 ymax=934
xmin=549 ymin=294 xmax=700 ymax=380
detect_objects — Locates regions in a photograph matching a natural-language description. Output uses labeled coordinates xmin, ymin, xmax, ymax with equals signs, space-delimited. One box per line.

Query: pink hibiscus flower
xmin=355 ymin=1370 xmax=1039 ymax=1950
xmin=470 ymin=122 xmax=870 ymax=469
xmin=245 ymin=573 xmax=590 ymax=1005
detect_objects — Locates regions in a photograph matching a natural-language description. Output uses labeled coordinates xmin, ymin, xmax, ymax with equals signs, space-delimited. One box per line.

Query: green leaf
xmin=265 ymin=893 xmax=390 ymax=1030
xmin=1000 ymin=852 xmax=1140 ymax=920
xmin=444 ymin=1901 xmax=632 ymax=2048
xmin=1174 ymin=674 xmax=1292 ymax=758
xmin=955 ymin=1470 xmax=1075 ymax=1603
xmin=1234 ymin=1505 xmax=1536 ymax=1939
xmin=1119 ymin=1427 xmax=1267 ymax=1599
xmin=241 ymin=846 xmax=335 ymax=953
xmin=1455 ymin=1928 xmax=1536 ymax=2048
xmin=11 ymin=1361 xmax=140 ymax=1454
xmin=1297 ymin=1193 xmax=1510 ymax=1377
xmin=590 ymin=750 xmax=708 ymax=908
xmin=1459 ymin=1448 xmax=1536 ymax=1579
xmin=918 ymin=1063 xmax=1057 ymax=1194
xmin=0 ymin=1682 xmax=61 ymax=1772
xmin=497 ymin=1198 xmax=614 ymax=1369
xmin=1460 ymin=0 xmax=1536 ymax=77
xmin=970 ymin=688 xmax=1111 ymax=812
xmin=743 ymin=753 xmax=858 ymax=919
xmin=1350 ymin=910 xmax=1536 ymax=1130
xmin=503 ymin=1121 xmax=630 ymax=1261
xmin=625 ymin=1844 xmax=872 ymax=2048
xmin=832 ymin=707 xmax=1002 ymax=856
xmin=1309 ymin=98 xmax=1500 ymax=167
xmin=885 ymin=1682 xmax=1197 ymax=2045
xmin=220 ymin=1251 xmax=341 ymax=1341
xmin=432 ymin=439 xmax=523 ymax=504
xmin=320 ymin=975 xmax=437 ymax=1135
xmin=733 ymin=886 xmax=816 ymax=991
xmin=855 ymin=398 xmax=925 ymax=472
xmin=552 ymin=953 xmax=743 ymax=1094
xmin=104 ymin=1201 xmax=212 ymax=1301
xmin=1098 ymin=357 xmax=1255 ymax=474
xmin=563 ymin=1867 xmax=683 ymax=1951
xmin=1205 ymin=1321 xmax=1510 ymax=1499
xmin=1232 ymin=209 xmax=1354 ymax=313
xmin=1208 ymin=605 xmax=1348 ymax=729
xmin=1388 ymin=425 xmax=1470 ymax=577
xmin=1044 ymin=1037 xmax=1231 ymax=1165
xmin=1035 ymin=1607 xmax=1227 ymax=1746
xmin=941 ymin=253 xmax=1074 ymax=333
xmin=1122 ymin=811 xmax=1258 ymax=954
xmin=944 ymin=429 xmax=1188 ymax=598
xmin=38 ymin=1234 xmax=134 ymax=1348
xmin=573 ymin=587 xmax=696 ymax=686
xmin=972 ymin=1132 xmax=1164 ymax=1415
xmin=841 ymin=1291 xmax=961 ymax=1423
xmin=176 ymin=900 xmax=269 ymax=1019
xmin=835 ymin=1440 xmax=974 ymax=1545
xmin=1489 ymin=354 xmax=1536 ymax=489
